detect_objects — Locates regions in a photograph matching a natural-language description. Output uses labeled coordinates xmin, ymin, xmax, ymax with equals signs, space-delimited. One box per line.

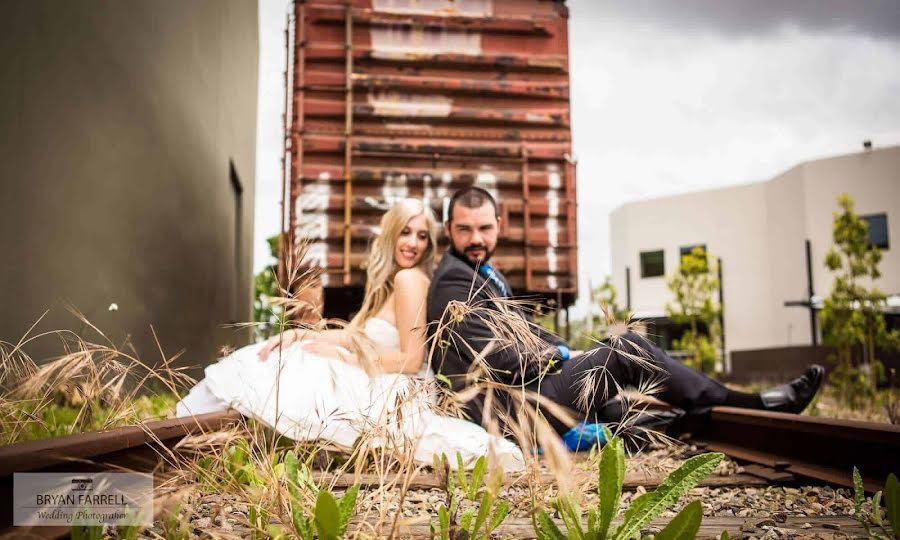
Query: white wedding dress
xmin=176 ymin=318 xmax=524 ymax=471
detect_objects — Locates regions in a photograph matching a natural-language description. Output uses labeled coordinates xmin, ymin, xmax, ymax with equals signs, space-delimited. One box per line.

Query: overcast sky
xmin=254 ymin=0 xmax=900 ymax=316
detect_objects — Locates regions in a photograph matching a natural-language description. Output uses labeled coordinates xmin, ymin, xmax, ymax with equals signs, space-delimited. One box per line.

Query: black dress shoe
xmin=759 ymin=365 xmax=825 ymax=414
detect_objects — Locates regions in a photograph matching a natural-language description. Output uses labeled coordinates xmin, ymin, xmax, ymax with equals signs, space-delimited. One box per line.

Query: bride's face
xmin=394 ymin=213 xmax=430 ymax=269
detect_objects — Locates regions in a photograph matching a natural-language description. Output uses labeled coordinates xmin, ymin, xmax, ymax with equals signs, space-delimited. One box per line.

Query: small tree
xmin=666 ymin=247 xmax=722 ymax=374
xmin=566 ymin=276 xmax=632 ymax=350
xmin=820 ymin=193 xmax=899 ymax=401
xmin=594 ymin=275 xmax=630 ymax=322
xmin=254 ymin=235 xmax=283 ymax=340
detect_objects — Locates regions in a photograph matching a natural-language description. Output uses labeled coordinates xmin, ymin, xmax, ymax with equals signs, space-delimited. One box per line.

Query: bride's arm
xmin=258 ymin=328 xmax=351 ymax=362
xmin=259 ymin=270 xmax=428 ymax=369
xmin=376 ymin=269 xmax=430 ymax=374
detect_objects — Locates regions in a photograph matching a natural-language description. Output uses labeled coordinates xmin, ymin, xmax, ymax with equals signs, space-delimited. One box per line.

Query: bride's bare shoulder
xmin=393 ymin=267 xmax=430 ymax=289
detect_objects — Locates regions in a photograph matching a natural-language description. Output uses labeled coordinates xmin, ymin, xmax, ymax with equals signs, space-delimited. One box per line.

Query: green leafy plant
xmin=284 ymin=450 xmax=359 ymax=540
xmin=13 ymin=395 xmax=156 ymax=443
xmin=161 ymin=505 xmax=191 ymax=540
xmin=533 ymin=429 xmax=723 ymax=540
xmin=821 ymin=194 xmax=900 ymax=402
xmin=195 ymin=454 xmax=218 ymax=488
xmin=255 ymin=235 xmax=285 ymax=340
xmin=249 ymin=504 xmax=289 ymax=540
xmin=885 ymin=377 xmax=900 ymax=425
xmin=253 ymin=235 xmax=296 ymax=339
xmin=431 ymin=453 xmax=510 ymax=540
xmin=224 ymin=438 xmax=265 ymax=487
xmin=70 ymin=524 xmax=103 ymax=540
xmin=830 ymin=361 xmax=882 ymax=411
xmin=666 ymin=247 xmax=722 ymax=374
xmin=116 ymin=520 xmax=142 ymax=540
xmin=654 ymin=500 xmax=702 ymax=540
xmin=567 ymin=275 xmax=633 ymax=350
xmin=851 ymin=467 xmax=899 ymax=539
xmin=593 ymin=275 xmax=630 ymax=322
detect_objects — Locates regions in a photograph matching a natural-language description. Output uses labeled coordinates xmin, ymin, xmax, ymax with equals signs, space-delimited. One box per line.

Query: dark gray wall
xmin=0 ymin=1 xmax=259 ymax=374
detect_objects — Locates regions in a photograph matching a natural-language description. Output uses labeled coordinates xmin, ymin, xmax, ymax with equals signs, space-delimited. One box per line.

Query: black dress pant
xmin=533 ymin=331 xmax=731 ymax=434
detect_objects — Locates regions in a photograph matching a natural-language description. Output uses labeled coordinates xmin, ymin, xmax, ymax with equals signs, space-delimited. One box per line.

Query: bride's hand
xmin=258 ymin=329 xmax=303 ymax=362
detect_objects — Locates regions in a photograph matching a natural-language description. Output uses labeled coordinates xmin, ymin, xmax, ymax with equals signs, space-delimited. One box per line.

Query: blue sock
xmin=561 ymin=421 xmax=606 ymax=451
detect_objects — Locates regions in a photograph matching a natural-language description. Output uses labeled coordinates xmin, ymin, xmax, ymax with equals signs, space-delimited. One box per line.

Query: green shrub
xmin=533 ymin=428 xmax=722 ymax=540
xmin=431 ymin=453 xmax=510 ymax=540
xmin=284 ymin=450 xmax=359 ymax=540
xmin=851 ymin=467 xmax=899 ymax=539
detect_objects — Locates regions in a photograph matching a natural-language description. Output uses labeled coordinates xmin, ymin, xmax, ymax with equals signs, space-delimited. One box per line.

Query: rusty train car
xmin=280 ymin=0 xmax=577 ymax=318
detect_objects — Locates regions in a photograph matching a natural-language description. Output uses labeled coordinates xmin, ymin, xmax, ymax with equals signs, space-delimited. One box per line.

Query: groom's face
xmin=445 ymin=202 xmax=500 ymax=265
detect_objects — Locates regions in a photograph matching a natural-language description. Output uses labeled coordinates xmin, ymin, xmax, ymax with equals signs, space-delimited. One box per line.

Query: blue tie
xmin=478 ymin=263 xmax=509 ymax=296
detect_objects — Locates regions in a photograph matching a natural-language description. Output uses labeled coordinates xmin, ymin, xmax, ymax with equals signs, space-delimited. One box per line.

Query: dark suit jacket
xmin=426 ymin=250 xmax=566 ymax=426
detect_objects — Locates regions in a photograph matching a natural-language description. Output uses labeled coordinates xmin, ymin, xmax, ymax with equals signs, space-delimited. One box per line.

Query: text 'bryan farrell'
xmin=36 ymin=493 xmax=128 ymax=506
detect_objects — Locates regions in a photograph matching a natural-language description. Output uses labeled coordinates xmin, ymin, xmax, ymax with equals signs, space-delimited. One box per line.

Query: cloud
xmin=253 ymin=0 xmax=900 ymax=325
xmin=568 ymin=1 xmax=900 ymax=316
xmin=581 ymin=0 xmax=900 ymax=41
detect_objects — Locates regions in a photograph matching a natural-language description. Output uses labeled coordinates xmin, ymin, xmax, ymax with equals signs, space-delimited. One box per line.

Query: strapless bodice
xmin=362 ymin=317 xmax=432 ymax=378
xmin=363 ymin=317 xmax=401 ymax=352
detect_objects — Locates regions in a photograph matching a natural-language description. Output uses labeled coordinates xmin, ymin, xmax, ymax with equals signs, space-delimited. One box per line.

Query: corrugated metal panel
xmin=282 ymin=0 xmax=577 ymax=314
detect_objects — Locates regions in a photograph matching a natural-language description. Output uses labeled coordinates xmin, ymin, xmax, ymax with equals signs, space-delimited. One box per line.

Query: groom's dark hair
xmin=447 ymin=186 xmax=499 ymax=223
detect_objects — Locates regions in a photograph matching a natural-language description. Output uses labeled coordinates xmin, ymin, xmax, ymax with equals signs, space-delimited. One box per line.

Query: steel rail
xmin=2 ymin=405 xmax=898 ymax=534
xmin=688 ymin=406 xmax=900 ymax=493
xmin=0 ymin=410 xmax=242 ymax=534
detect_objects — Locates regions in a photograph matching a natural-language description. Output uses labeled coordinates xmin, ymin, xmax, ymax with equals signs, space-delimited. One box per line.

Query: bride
xmin=176 ymin=198 xmax=524 ymax=470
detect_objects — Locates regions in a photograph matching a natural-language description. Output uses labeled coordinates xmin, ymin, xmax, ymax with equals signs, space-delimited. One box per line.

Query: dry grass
xmin=2 ymin=241 xmax=680 ymax=539
xmin=149 ymin=244 xmax=681 ymax=538
xmin=808 ymin=385 xmax=899 ymax=424
xmin=0 ymin=307 xmax=195 ymax=445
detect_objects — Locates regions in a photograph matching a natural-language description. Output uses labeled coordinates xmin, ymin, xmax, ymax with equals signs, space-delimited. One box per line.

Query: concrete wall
xmin=0 ymin=1 xmax=259 ymax=374
xmin=761 ymin=165 xmax=811 ymax=348
xmin=764 ymin=149 xmax=900 ymax=349
xmin=610 ymin=146 xmax=900 ymax=362
xmin=610 ymin=182 xmax=772 ymax=361
xmin=801 ymin=149 xmax=900 ymax=304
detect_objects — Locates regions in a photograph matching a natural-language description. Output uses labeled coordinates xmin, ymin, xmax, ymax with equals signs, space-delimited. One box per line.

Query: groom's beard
xmin=451 ymin=244 xmax=495 ymax=267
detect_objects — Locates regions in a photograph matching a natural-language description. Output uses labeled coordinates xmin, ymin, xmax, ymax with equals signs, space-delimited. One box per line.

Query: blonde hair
xmin=350 ymin=199 xmax=438 ymax=327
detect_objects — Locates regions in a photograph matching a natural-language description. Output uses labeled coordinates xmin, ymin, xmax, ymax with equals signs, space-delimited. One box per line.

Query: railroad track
xmin=687 ymin=406 xmax=900 ymax=493
xmin=0 ymin=407 xmax=897 ymax=538
xmin=0 ymin=411 xmax=242 ymax=538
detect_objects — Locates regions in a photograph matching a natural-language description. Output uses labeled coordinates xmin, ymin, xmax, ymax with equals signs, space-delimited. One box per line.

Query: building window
xmin=862 ymin=213 xmax=889 ymax=250
xmin=679 ymin=243 xmax=708 ymax=271
xmin=640 ymin=250 xmax=665 ymax=278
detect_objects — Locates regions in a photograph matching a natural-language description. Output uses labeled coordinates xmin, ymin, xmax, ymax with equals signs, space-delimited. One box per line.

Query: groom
xmin=426 ymin=186 xmax=824 ymax=435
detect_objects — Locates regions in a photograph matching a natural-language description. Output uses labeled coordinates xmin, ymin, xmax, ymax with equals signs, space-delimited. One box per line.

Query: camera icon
xmin=71 ymin=478 xmax=94 ymax=491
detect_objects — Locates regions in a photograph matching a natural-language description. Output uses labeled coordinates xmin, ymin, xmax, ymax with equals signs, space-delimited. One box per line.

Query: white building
xmin=609 ymin=145 xmax=900 ymax=370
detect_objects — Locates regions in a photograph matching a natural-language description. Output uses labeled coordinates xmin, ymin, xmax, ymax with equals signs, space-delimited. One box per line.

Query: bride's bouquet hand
xmin=258 ymin=329 xmax=303 ymax=362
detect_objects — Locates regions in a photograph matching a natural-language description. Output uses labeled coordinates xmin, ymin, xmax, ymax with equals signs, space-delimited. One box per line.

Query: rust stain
xmin=284 ymin=0 xmax=578 ymax=303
